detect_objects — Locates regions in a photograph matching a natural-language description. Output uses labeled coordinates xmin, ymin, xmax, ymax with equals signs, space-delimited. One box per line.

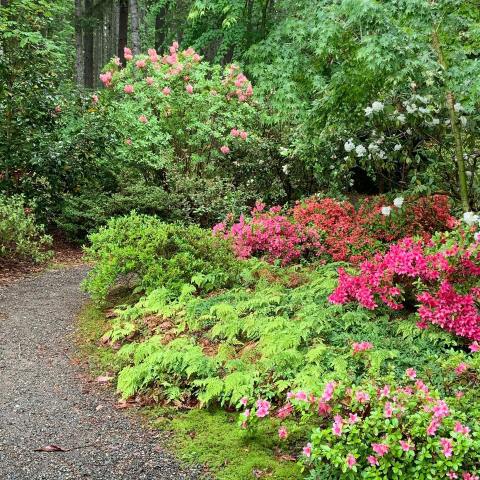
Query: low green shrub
xmin=83 ymin=212 xmax=242 ymax=302
xmin=0 ymin=195 xmax=52 ymax=262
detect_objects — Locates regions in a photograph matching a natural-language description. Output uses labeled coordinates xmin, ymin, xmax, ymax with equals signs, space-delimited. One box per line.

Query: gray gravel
xmin=0 ymin=266 xmax=202 ymax=480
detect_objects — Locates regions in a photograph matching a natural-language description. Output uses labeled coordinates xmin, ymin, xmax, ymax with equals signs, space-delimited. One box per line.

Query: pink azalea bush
xmin=239 ymin=372 xmax=480 ymax=478
xmin=214 ymin=195 xmax=457 ymax=265
xmin=329 ymin=228 xmax=480 ymax=340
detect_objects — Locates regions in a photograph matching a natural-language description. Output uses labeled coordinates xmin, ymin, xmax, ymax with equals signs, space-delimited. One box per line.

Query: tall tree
xmin=117 ymin=0 xmax=128 ymax=64
xmin=129 ymin=0 xmax=141 ymax=54
xmin=75 ymin=0 xmax=84 ymax=86
xmin=83 ymin=0 xmax=94 ymax=88
xmin=154 ymin=4 xmax=167 ymax=52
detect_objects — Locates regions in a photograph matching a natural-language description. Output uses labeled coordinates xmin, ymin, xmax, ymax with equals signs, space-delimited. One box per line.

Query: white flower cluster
xmin=365 ymin=101 xmax=384 ymax=116
xmin=463 ymin=211 xmax=480 ymax=226
xmin=344 ymin=139 xmax=367 ymax=158
xmin=380 ymin=197 xmax=404 ymax=216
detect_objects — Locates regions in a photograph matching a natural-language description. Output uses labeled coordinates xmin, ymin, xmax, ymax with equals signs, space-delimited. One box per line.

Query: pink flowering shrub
xmin=214 ymin=195 xmax=456 ymax=264
xmin=329 ymin=228 xmax=480 ymax=340
xmin=239 ymin=374 xmax=480 ymax=479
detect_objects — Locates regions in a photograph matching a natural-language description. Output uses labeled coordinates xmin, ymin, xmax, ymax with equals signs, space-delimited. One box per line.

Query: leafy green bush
xmin=84 ymin=212 xmax=242 ymax=302
xmin=0 ymin=195 xmax=52 ymax=262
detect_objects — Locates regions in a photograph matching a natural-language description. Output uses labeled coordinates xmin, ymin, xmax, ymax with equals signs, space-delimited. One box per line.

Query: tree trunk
xmin=129 ymin=0 xmax=141 ymax=54
xmin=154 ymin=5 xmax=166 ymax=53
xmin=432 ymin=30 xmax=469 ymax=211
xmin=74 ymin=0 xmax=84 ymax=86
xmin=117 ymin=0 xmax=128 ymax=65
xmin=83 ymin=0 xmax=94 ymax=88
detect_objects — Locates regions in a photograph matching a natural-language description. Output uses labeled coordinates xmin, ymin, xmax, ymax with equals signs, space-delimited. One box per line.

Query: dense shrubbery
xmin=84 ymin=212 xmax=242 ymax=302
xmin=0 ymin=195 xmax=52 ymax=263
xmin=214 ymin=195 xmax=457 ymax=264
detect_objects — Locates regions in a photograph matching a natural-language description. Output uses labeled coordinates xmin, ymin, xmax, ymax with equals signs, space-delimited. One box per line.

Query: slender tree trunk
xmin=75 ymin=0 xmax=84 ymax=86
xmin=117 ymin=0 xmax=128 ymax=65
xmin=154 ymin=6 xmax=166 ymax=53
xmin=129 ymin=0 xmax=141 ymax=54
xmin=83 ymin=0 xmax=94 ymax=88
xmin=432 ymin=30 xmax=469 ymax=211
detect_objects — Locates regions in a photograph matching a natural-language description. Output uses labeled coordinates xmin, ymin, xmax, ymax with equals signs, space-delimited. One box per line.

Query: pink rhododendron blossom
xmin=91 ymin=94 xmax=99 ymax=103
xmin=114 ymin=56 xmax=122 ymax=66
xmin=192 ymin=53 xmax=201 ymax=62
xmin=367 ymin=455 xmax=379 ymax=466
xmin=440 ymin=438 xmax=453 ymax=457
xmin=406 ymin=368 xmax=417 ymax=380
xmin=162 ymin=86 xmax=171 ymax=96
xmin=146 ymin=77 xmax=154 ymax=85
xmin=124 ymin=47 xmax=133 ymax=61
xmin=184 ymin=47 xmax=195 ymax=56
xmin=240 ymin=130 xmax=248 ymax=140
xmin=372 ymin=443 xmax=389 ymax=457
xmin=135 ymin=59 xmax=146 ymax=68
xmin=185 ymin=84 xmax=194 ymax=94
xmin=455 ymin=362 xmax=468 ymax=375
xmin=240 ymin=397 xmax=248 ymax=406
xmin=220 ymin=145 xmax=230 ymax=154
xmin=148 ymin=48 xmax=158 ymax=62
xmin=278 ymin=426 xmax=288 ymax=440
xmin=303 ymin=443 xmax=312 ymax=457
xmin=99 ymin=71 xmax=113 ymax=87
xmin=346 ymin=453 xmax=356 ymax=469
xmin=231 ymin=128 xmax=240 ymax=137
xmin=123 ymin=84 xmax=134 ymax=94
xmin=138 ymin=114 xmax=148 ymax=124
xmin=295 ymin=391 xmax=308 ymax=401
xmin=352 ymin=341 xmax=373 ymax=354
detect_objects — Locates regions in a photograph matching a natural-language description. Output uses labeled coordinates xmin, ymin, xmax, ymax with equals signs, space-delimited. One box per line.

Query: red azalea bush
xmin=214 ymin=195 xmax=457 ymax=265
xmin=329 ymin=228 xmax=480 ymax=341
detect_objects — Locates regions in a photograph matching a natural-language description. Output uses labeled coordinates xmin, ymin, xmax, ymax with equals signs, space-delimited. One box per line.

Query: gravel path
xmin=0 ymin=266 xmax=201 ymax=480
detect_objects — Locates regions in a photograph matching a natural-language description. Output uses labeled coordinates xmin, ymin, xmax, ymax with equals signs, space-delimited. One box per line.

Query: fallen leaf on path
xmin=34 ymin=444 xmax=65 ymax=452
xmin=95 ymin=375 xmax=113 ymax=383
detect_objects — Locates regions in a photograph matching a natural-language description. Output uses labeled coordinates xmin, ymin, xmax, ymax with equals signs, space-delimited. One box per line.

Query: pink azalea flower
xmin=124 ymin=138 xmax=132 ymax=145
xmin=135 ymin=59 xmax=146 ymax=68
xmin=415 ymin=380 xmax=429 ymax=394
xmin=138 ymin=114 xmax=148 ymax=124
xmin=123 ymin=84 xmax=134 ymax=94
xmin=246 ymin=83 xmax=253 ymax=96
xmin=170 ymin=40 xmax=179 ymax=52
xmin=455 ymin=363 xmax=468 ymax=375
xmin=286 ymin=391 xmax=294 ymax=399
xmin=192 ymin=53 xmax=201 ymax=62
xmin=146 ymin=77 xmax=154 ymax=85
xmin=427 ymin=417 xmax=441 ymax=436
xmin=184 ymin=47 xmax=195 ymax=56
xmin=148 ymin=48 xmax=158 ymax=62
xmin=399 ymin=440 xmax=414 ymax=451
xmin=317 ymin=401 xmax=331 ymax=416
xmin=456 ymin=390 xmax=465 ymax=399
xmin=91 ymin=94 xmax=99 ymax=103
xmin=440 ymin=438 xmax=453 ymax=457
xmin=433 ymin=400 xmax=450 ymax=419
xmin=447 ymin=473 xmax=458 ymax=479
xmin=303 ymin=442 xmax=312 ymax=457
xmin=379 ymin=385 xmax=390 ymax=398
xmin=277 ymin=403 xmax=293 ymax=419
xmin=352 ymin=341 xmax=373 ymax=354
xmin=469 ymin=341 xmax=480 ymax=352
xmin=255 ymin=399 xmax=270 ymax=418
xmin=349 ymin=413 xmax=359 ymax=424
xmin=371 ymin=443 xmax=389 ymax=457
xmin=162 ymin=86 xmax=171 ymax=96
xmin=346 ymin=453 xmax=356 ymax=469
xmin=367 ymin=455 xmax=379 ymax=466
xmin=240 ymin=397 xmax=248 ymax=406
xmin=220 ymin=145 xmax=230 ymax=155
xmin=231 ymin=128 xmax=240 ymax=137
xmin=114 ymin=56 xmax=122 ymax=66
xmin=240 ymin=130 xmax=248 ymax=140
xmin=463 ymin=474 xmax=480 ymax=480
xmin=185 ymin=84 xmax=194 ymax=94
xmin=384 ymin=402 xmax=393 ymax=418
xmin=244 ymin=409 xmax=250 ymax=418
xmin=454 ymin=421 xmax=470 ymax=435
xmin=332 ymin=415 xmax=343 ymax=436
xmin=355 ymin=390 xmax=370 ymax=404
xmin=278 ymin=426 xmax=288 ymax=440
xmin=406 ymin=368 xmax=417 ymax=380
xmin=295 ymin=391 xmax=308 ymax=401
xmin=320 ymin=381 xmax=336 ymax=402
